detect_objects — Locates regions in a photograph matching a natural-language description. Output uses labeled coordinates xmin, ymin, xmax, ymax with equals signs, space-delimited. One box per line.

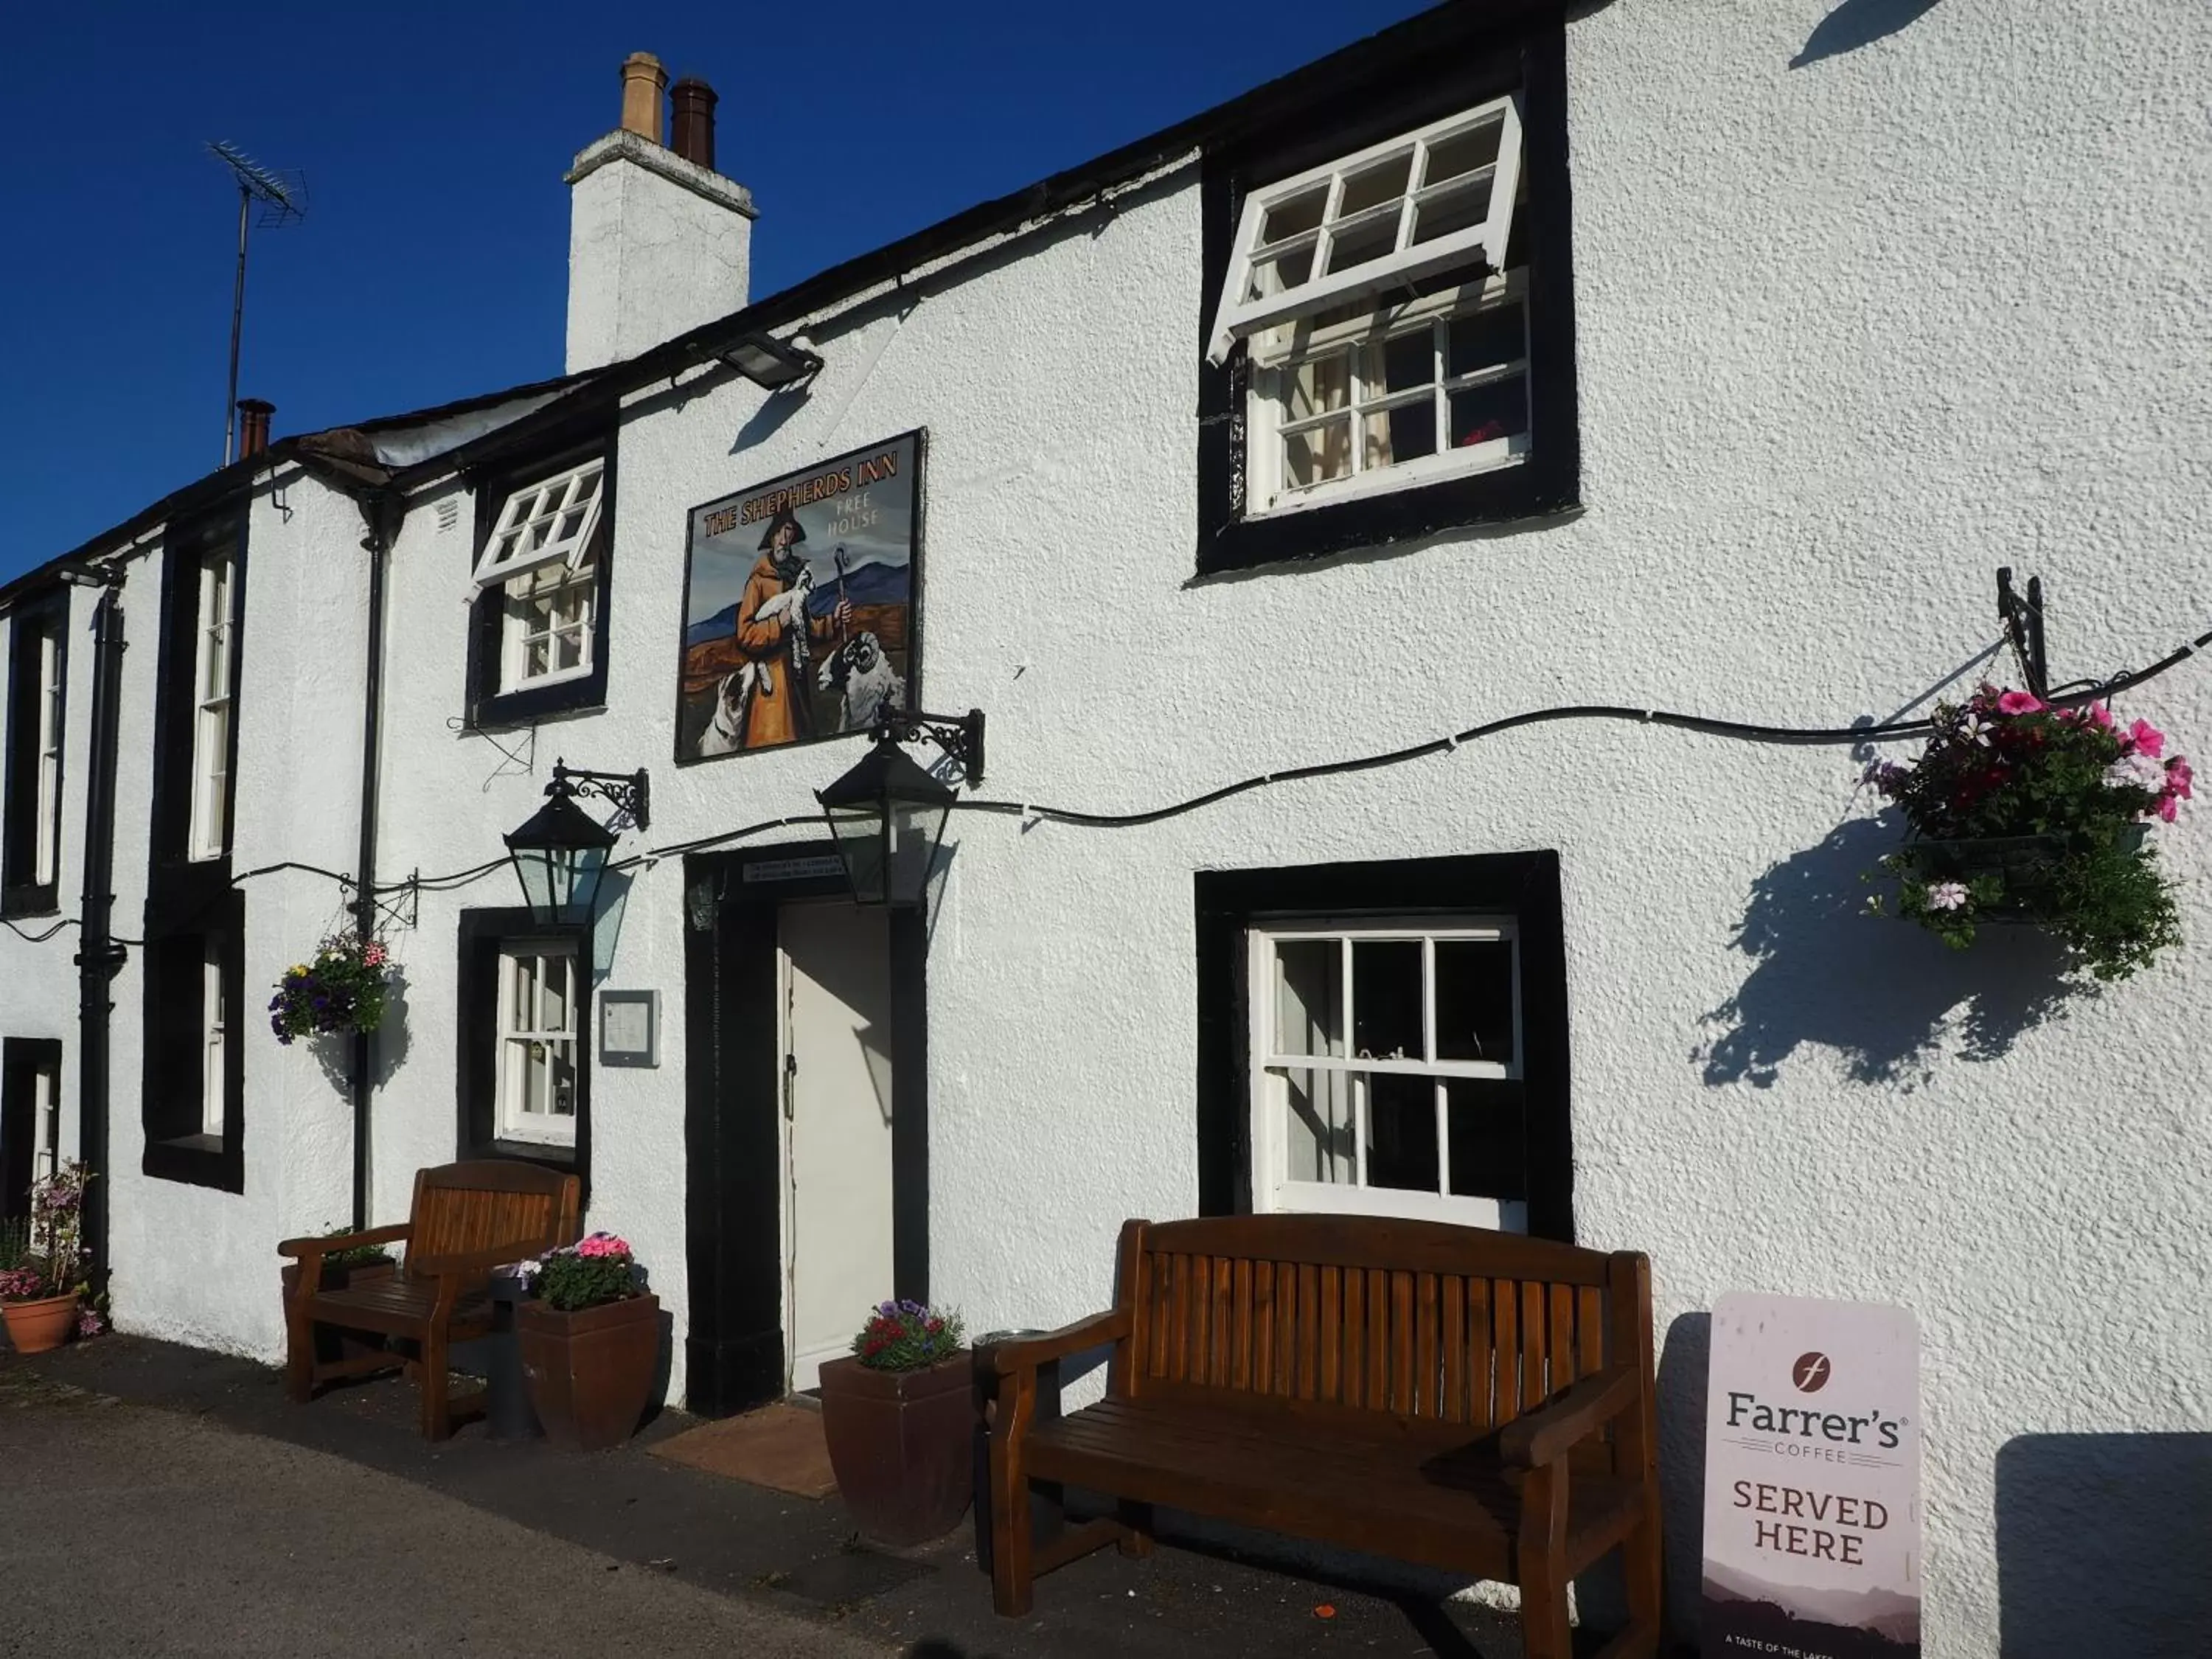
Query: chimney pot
xmin=237 ymin=398 xmax=274 ymax=459
xmin=670 ymin=77 xmax=717 ymax=170
xmin=620 ymin=52 xmax=667 ymax=142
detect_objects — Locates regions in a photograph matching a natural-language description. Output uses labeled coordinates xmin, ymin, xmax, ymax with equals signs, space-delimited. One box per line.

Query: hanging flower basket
xmin=1865 ymin=688 xmax=2190 ymax=981
xmin=269 ymin=936 xmax=394 ymax=1045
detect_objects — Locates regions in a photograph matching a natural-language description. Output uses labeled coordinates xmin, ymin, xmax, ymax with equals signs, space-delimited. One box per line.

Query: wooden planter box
xmin=279 ymin=1257 xmax=396 ymax=1368
xmin=819 ymin=1351 xmax=975 ymax=1545
xmin=516 ymin=1294 xmax=661 ymax=1452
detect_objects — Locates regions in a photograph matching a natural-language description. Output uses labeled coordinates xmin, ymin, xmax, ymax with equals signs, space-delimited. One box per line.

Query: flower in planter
xmin=1864 ymin=686 xmax=2188 ymax=979
xmin=850 ymin=1298 xmax=965 ymax=1371
xmin=530 ymin=1232 xmax=642 ymax=1312
xmin=268 ymin=935 xmax=394 ymax=1046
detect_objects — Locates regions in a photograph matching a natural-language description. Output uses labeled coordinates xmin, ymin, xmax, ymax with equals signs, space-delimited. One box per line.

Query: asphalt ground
xmin=0 ymin=1335 xmax=1651 ymax=1658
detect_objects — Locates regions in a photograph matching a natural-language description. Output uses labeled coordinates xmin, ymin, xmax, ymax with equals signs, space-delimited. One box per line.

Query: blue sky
xmin=0 ymin=2 xmax=1433 ymax=582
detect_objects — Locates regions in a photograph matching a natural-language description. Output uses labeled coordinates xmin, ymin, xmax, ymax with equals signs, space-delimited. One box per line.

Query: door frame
xmin=682 ymin=839 xmax=930 ymax=1416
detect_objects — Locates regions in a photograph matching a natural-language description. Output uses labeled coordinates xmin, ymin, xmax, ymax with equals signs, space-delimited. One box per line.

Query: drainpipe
xmin=349 ymin=492 xmax=398 ymax=1229
xmin=72 ymin=575 xmax=128 ymax=1294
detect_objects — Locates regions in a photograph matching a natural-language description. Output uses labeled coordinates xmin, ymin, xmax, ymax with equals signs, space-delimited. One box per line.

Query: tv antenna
xmin=207 ymin=140 xmax=307 ymax=466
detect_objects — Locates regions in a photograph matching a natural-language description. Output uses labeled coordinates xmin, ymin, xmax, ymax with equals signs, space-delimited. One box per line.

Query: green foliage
xmin=1865 ymin=689 xmax=2190 ymax=981
xmin=531 ymin=1233 xmax=639 ymax=1312
xmin=313 ymin=1223 xmax=393 ymax=1270
xmin=0 ymin=1217 xmax=29 ymax=1273
xmin=268 ymin=936 xmax=393 ymax=1046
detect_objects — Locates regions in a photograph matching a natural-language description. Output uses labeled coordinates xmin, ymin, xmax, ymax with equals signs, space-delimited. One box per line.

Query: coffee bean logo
xmin=1791 ymin=1352 xmax=1833 ymax=1394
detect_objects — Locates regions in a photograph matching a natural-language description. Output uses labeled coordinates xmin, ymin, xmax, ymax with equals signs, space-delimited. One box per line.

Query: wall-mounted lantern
xmin=816 ymin=710 xmax=984 ymax=907
xmin=504 ymin=760 xmax=650 ymax=929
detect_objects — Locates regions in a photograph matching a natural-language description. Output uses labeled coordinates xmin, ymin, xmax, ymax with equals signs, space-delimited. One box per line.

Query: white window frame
xmin=495 ymin=939 xmax=580 ymax=1148
xmin=471 ymin=457 xmax=606 ymax=588
xmin=496 ymin=555 xmax=598 ymax=694
xmin=1246 ymin=917 xmax=1525 ymax=1231
xmin=1207 ymin=94 xmax=1524 ymax=366
xmin=201 ymin=947 xmax=227 ymax=1138
xmin=31 ymin=1057 xmax=60 ymax=1184
xmin=32 ymin=625 xmax=61 ymax=887
xmin=1245 ymin=270 xmax=1531 ymax=516
xmin=187 ymin=546 xmax=236 ymax=863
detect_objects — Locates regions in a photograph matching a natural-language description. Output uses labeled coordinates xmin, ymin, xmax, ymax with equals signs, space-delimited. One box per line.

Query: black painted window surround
xmin=465 ymin=436 xmax=617 ymax=731
xmin=143 ymin=512 xmax=249 ymax=1194
xmin=1196 ymin=23 xmax=1579 ymax=576
xmin=1194 ymin=852 xmax=1575 ymax=1242
xmin=1 ymin=588 xmax=69 ymax=918
xmin=456 ymin=906 xmax=591 ymax=1195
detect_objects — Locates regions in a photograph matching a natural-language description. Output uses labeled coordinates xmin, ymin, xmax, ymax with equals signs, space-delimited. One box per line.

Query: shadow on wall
xmin=310 ymin=961 xmax=414 ymax=1096
xmin=1655 ymin=1312 xmax=1714 ymax=1639
xmin=1792 ymin=0 xmax=1944 ymax=69
xmin=1697 ymin=813 xmax=2081 ymax=1089
xmin=1997 ymin=1433 xmax=2212 ymax=1657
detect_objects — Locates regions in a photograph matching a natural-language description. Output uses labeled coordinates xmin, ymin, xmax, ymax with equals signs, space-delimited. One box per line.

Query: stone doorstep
xmin=1 ymin=1335 xmax=1672 ymax=1658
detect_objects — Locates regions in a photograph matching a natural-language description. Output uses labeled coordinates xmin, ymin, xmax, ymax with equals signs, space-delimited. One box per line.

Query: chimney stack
xmin=565 ymin=51 xmax=755 ymax=373
xmin=620 ymin=52 xmax=667 ymax=141
xmin=236 ymin=398 xmax=274 ymax=459
xmin=670 ymin=77 xmax=717 ymax=170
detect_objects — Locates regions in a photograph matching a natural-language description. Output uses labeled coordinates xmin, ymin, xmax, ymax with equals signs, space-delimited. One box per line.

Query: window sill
xmin=1198 ymin=455 xmax=1578 ymax=577
xmin=468 ymin=680 xmax=608 ymax=732
xmin=143 ymin=1130 xmax=242 ymax=1194
xmin=0 ymin=885 xmax=60 ymax=920
xmin=470 ymin=1137 xmax=579 ymax=1171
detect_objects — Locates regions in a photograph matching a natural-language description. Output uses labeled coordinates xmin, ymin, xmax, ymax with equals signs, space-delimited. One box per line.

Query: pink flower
xmin=2157 ymin=795 xmax=2180 ymax=823
xmin=2085 ymin=702 xmax=2115 ymax=728
xmin=574 ymin=1231 xmax=630 ymax=1259
xmin=362 ymin=942 xmax=389 ymax=968
xmin=1994 ymin=691 xmax=2044 ymax=716
xmin=2167 ymin=756 xmax=2194 ymax=799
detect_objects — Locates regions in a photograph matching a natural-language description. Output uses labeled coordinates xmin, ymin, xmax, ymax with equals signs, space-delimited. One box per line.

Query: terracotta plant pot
xmin=819 ymin=1350 xmax=975 ymax=1545
xmin=2 ymin=1290 xmax=80 ymax=1355
xmin=280 ymin=1257 xmax=397 ymax=1367
xmin=515 ymin=1293 xmax=661 ymax=1452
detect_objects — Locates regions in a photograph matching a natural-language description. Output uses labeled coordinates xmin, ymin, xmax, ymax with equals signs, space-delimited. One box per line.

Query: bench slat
xmin=1025 ymin=1397 xmax=1646 ymax=1584
xmin=1141 ymin=1215 xmax=1614 ymax=1286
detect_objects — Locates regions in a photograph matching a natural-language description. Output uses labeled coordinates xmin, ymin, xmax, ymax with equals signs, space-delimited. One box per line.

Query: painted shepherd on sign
xmin=677 ymin=431 xmax=923 ymax=760
xmin=1702 ymin=1295 xmax=1921 ymax=1659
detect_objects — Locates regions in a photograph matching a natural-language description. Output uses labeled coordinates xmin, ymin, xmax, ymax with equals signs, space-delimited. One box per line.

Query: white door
xmin=779 ymin=901 xmax=895 ymax=1391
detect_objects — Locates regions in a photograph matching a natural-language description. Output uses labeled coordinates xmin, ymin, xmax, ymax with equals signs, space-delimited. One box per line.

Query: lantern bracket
xmin=549 ymin=759 xmax=651 ymax=832
xmin=866 ymin=709 xmax=985 ymax=786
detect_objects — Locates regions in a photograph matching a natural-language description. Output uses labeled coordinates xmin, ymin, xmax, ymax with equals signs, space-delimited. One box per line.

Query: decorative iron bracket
xmin=548 ymin=759 xmax=652 ymax=832
xmin=867 ymin=708 xmax=987 ymax=786
xmin=1996 ymin=567 xmax=2050 ymax=701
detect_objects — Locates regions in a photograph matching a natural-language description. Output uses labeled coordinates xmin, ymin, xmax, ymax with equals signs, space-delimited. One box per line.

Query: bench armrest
xmin=1498 ymin=1365 xmax=1642 ymax=1471
xmin=279 ymin=1222 xmax=411 ymax=1260
xmin=984 ymin=1309 xmax=1133 ymax=1377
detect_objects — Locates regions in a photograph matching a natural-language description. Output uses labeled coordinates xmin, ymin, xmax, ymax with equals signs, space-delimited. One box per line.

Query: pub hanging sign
xmin=1702 ymin=1293 xmax=1922 ymax=1658
xmin=676 ymin=430 xmax=923 ymax=762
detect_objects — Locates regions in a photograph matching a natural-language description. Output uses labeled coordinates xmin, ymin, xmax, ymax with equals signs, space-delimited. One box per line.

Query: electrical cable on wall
xmin=10 ymin=613 xmax=2208 ymax=942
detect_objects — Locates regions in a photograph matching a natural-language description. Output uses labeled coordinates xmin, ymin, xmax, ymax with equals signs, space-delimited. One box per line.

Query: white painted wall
xmin=11 ymin=3 xmax=2209 ymax=1652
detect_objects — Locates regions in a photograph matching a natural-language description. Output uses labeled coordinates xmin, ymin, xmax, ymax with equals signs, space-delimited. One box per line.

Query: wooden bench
xmin=983 ymin=1216 xmax=1663 ymax=1659
xmin=278 ymin=1161 xmax=580 ymax=1440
